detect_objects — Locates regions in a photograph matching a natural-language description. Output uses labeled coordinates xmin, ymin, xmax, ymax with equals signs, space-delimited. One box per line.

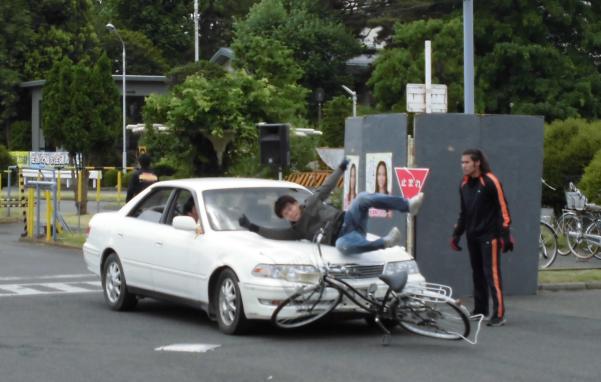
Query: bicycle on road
xmin=271 ymin=225 xmax=481 ymax=345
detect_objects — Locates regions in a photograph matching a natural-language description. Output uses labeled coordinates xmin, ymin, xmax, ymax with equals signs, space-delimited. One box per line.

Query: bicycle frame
xmin=305 ymin=226 xmax=480 ymax=344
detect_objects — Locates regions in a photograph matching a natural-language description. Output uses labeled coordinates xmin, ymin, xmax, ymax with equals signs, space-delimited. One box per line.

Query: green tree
xmin=368 ymin=17 xmax=463 ymax=112
xmin=24 ymin=0 xmax=101 ymax=80
xmin=320 ymin=96 xmax=352 ymax=147
xmin=579 ymin=150 xmax=601 ymax=205
xmin=543 ymin=118 xmax=601 ymax=210
xmin=102 ymin=28 xmax=168 ymax=75
xmin=97 ymin=0 xmax=257 ymax=66
xmin=143 ymin=67 xmax=305 ymax=175
xmin=42 ymin=54 xmax=120 ymax=213
xmin=233 ymin=0 xmax=361 ymax=106
xmin=368 ymin=1 xmax=601 ymax=121
xmin=7 ymin=121 xmax=31 ymax=150
xmin=0 ymin=0 xmax=33 ymax=142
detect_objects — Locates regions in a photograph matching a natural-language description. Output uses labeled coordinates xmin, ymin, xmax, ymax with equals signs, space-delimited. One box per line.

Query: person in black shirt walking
xmin=126 ymin=154 xmax=158 ymax=202
xmin=450 ymin=149 xmax=513 ymax=327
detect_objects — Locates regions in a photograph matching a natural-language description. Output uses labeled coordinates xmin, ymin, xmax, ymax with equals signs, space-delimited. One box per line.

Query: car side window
xmin=128 ymin=188 xmax=174 ymax=224
xmin=166 ymin=189 xmax=201 ymax=227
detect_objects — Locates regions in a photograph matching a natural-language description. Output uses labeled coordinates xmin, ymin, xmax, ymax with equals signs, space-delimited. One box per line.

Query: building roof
xmin=20 ymin=75 xmax=167 ymax=89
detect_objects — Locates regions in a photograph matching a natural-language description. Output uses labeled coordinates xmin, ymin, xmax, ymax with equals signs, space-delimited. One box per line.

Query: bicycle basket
xmin=565 ymin=191 xmax=587 ymax=210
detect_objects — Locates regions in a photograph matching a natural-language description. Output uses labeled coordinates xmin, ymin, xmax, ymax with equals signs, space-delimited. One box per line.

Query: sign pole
xmin=425 ymin=40 xmax=432 ymax=114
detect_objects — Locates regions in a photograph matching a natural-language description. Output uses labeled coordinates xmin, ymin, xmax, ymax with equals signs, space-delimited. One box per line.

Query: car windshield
xmin=203 ymin=187 xmax=311 ymax=231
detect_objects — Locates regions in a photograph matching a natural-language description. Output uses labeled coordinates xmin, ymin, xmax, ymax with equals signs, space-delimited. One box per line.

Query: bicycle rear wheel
xmin=539 ymin=222 xmax=558 ymax=269
xmin=397 ymin=298 xmax=470 ymax=340
xmin=584 ymin=222 xmax=601 ymax=260
xmin=271 ymin=283 xmax=341 ymax=329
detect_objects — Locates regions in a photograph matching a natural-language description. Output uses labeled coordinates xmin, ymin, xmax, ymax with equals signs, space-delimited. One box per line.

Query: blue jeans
xmin=335 ymin=192 xmax=409 ymax=255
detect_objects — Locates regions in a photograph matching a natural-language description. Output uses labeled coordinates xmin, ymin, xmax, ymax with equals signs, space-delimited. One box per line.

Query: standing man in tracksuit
xmin=450 ymin=149 xmax=513 ymax=327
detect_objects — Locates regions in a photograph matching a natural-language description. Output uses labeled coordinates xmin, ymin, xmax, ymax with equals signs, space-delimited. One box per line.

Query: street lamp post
xmin=341 ymin=85 xmax=357 ymax=117
xmin=106 ymin=23 xmax=127 ymax=174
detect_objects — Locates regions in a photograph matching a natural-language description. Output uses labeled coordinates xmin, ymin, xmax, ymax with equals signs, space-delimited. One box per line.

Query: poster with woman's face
xmin=343 ymin=155 xmax=359 ymax=211
xmin=366 ymin=152 xmax=393 ymax=218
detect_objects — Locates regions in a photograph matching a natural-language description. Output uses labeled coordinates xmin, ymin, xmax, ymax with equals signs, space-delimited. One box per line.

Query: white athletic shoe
xmin=409 ymin=192 xmax=424 ymax=216
xmin=383 ymin=227 xmax=402 ymax=248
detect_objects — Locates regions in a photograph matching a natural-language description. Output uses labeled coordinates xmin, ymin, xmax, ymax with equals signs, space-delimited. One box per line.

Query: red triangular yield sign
xmin=394 ymin=167 xmax=430 ymax=199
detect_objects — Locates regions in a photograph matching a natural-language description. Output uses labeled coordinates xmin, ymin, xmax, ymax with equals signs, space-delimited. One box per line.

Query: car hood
xmin=215 ymin=231 xmax=413 ymax=266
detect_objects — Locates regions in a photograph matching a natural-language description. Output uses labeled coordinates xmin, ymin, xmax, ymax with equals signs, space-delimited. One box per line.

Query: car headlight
xmin=252 ymin=264 xmax=321 ymax=284
xmin=383 ymin=260 xmax=420 ymax=276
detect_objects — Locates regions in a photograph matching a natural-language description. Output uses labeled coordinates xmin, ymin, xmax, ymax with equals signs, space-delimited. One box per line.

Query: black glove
xmin=450 ymin=236 xmax=462 ymax=251
xmin=500 ymin=227 xmax=514 ymax=253
xmin=238 ymin=214 xmax=259 ymax=233
xmin=339 ymin=158 xmax=350 ymax=171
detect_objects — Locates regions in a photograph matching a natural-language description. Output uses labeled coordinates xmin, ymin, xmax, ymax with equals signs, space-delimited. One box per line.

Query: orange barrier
xmin=285 ymin=171 xmax=343 ymax=189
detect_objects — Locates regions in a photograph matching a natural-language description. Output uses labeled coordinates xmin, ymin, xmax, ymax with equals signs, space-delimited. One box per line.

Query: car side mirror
xmin=173 ymin=216 xmax=197 ymax=231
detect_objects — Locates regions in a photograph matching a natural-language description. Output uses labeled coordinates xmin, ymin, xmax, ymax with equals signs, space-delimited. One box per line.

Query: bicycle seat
xmin=379 ymin=270 xmax=408 ymax=292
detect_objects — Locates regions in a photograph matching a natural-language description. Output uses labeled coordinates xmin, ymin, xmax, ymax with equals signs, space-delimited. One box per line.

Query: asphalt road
xmin=1 ymin=222 xmax=600 ymax=382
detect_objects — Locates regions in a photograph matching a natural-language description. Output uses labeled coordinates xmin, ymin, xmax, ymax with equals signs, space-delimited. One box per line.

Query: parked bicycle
xmin=560 ymin=183 xmax=601 ymax=260
xmin=538 ymin=221 xmax=557 ymax=269
xmin=271 ymin=225 xmax=481 ymax=345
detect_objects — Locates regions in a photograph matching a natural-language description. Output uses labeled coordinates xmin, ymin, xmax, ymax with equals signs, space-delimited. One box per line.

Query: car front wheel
xmin=102 ymin=253 xmax=137 ymax=311
xmin=215 ymin=269 xmax=249 ymax=334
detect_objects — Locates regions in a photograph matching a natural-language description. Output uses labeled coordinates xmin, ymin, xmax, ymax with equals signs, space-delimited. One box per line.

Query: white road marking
xmin=0 ymin=280 xmax=101 ymax=298
xmin=0 ymin=273 xmax=94 ymax=282
xmin=154 ymin=344 xmax=221 ymax=353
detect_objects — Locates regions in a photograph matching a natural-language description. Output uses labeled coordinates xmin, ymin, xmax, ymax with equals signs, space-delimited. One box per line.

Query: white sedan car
xmin=83 ymin=178 xmax=424 ymax=334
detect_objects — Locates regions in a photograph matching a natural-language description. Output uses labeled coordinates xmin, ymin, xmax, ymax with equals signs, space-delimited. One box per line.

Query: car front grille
xmin=329 ymin=264 xmax=384 ymax=279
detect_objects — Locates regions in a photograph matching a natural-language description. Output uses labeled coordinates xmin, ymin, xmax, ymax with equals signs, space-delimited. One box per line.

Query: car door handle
xmin=117 ymin=233 xmax=123 ymax=237
xmin=155 ymin=241 xmax=163 ymax=246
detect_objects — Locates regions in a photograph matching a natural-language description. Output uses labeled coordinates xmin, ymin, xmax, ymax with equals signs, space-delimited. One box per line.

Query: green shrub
xmin=579 ymin=150 xmax=601 ymax=204
xmin=103 ymin=169 xmax=119 ymax=187
xmin=543 ymin=118 xmax=601 ymax=211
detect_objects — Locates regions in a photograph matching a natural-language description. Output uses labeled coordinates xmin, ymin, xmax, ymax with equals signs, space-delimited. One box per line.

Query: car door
xmin=115 ymin=187 xmax=176 ymax=291
xmin=152 ymin=189 xmax=207 ymax=300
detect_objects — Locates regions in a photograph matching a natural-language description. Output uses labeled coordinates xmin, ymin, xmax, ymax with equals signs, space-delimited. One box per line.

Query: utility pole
xmin=194 ymin=0 xmax=200 ymax=61
xmin=463 ymin=0 xmax=475 ymax=114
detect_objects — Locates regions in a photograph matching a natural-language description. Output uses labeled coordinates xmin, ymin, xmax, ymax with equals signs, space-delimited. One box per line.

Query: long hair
xmin=463 ymin=149 xmax=491 ymax=174
xmin=375 ymin=161 xmax=389 ymax=194
xmin=347 ymin=163 xmax=357 ymax=202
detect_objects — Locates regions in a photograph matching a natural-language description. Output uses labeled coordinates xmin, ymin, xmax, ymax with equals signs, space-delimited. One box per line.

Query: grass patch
xmin=539 ymin=269 xmax=601 ymax=284
xmin=56 ymin=232 xmax=86 ymax=248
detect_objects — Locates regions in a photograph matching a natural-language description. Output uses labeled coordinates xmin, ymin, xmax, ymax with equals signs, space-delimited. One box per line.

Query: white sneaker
xmin=383 ymin=227 xmax=401 ymax=248
xmin=408 ymin=192 xmax=424 ymax=216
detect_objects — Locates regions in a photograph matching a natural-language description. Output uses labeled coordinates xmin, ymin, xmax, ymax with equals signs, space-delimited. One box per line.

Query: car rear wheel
xmin=102 ymin=253 xmax=137 ymax=311
xmin=215 ymin=269 xmax=249 ymax=334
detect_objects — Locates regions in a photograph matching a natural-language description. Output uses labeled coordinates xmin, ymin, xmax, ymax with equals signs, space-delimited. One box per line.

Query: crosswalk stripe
xmin=0 ymin=280 xmax=102 ymax=298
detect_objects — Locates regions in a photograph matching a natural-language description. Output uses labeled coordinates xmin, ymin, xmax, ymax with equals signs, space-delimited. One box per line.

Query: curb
xmin=539 ymin=281 xmax=601 ymax=291
xmin=18 ymin=237 xmax=82 ymax=251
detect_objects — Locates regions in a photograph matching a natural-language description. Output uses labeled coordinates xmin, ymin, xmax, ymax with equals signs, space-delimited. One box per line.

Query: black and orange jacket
xmin=453 ymin=172 xmax=511 ymax=241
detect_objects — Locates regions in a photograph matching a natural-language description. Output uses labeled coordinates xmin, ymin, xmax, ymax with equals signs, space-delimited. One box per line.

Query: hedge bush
xmin=579 ymin=150 xmax=601 ymax=204
xmin=0 ymin=145 xmax=15 ymax=187
xmin=543 ymin=118 xmax=601 ymax=211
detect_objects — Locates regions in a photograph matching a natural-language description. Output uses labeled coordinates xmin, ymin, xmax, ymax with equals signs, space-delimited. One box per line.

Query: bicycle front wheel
xmin=539 ymin=222 xmax=558 ymax=269
xmin=271 ymin=283 xmax=342 ymax=329
xmin=556 ymin=212 xmax=576 ymax=256
xmin=397 ymin=299 xmax=470 ymax=340
xmin=566 ymin=216 xmax=596 ymax=259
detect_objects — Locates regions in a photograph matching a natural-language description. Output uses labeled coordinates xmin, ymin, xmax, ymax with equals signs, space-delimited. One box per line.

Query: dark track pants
xmin=467 ymin=236 xmax=505 ymax=319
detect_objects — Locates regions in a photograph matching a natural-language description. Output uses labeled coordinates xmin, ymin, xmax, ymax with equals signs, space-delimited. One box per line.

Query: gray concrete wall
xmin=413 ymin=113 xmax=544 ymax=296
xmin=344 ymin=113 xmax=408 ymax=242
